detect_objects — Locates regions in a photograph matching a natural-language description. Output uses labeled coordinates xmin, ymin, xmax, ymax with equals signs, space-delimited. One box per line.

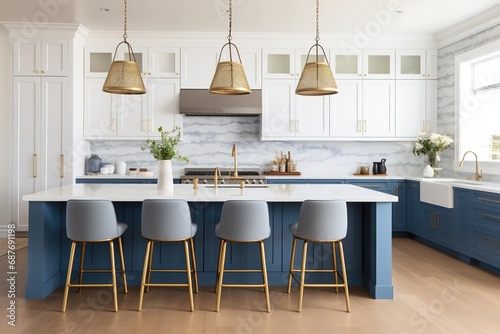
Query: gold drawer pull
xmin=482 ymin=213 xmax=500 ymax=221
xmin=478 ymin=197 xmax=500 ymax=204
xmin=33 ymin=154 xmax=38 ymax=178
xmin=60 ymin=154 xmax=64 ymax=178
xmin=359 ymin=184 xmax=382 ymax=188
xmin=483 ymin=237 xmax=500 ymax=247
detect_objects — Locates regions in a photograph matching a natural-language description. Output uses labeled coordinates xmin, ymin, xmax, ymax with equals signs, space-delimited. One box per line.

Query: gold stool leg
xmin=62 ymin=241 xmax=77 ymax=312
xmin=215 ymin=240 xmax=227 ymax=312
xmin=138 ymin=240 xmax=151 ymax=311
xmin=184 ymin=240 xmax=195 ymax=312
xmin=298 ymin=240 xmax=308 ymax=313
xmin=109 ymin=240 xmax=118 ymax=312
xmin=287 ymin=237 xmax=297 ymax=294
xmin=117 ymin=237 xmax=128 ymax=294
xmin=259 ymin=241 xmax=271 ymax=313
xmin=145 ymin=241 xmax=154 ymax=293
xmin=332 ymin=241 xmax=339 ymax=293
xmin=215 ymin=239 xmax=223 ymax=294
xmin=78 ymin=242 xmax=86 ymax=294
xmin=338 ymin=241 xmax=351 ymax=313
xmin=190 ymin=238 xmax=199 ymax=294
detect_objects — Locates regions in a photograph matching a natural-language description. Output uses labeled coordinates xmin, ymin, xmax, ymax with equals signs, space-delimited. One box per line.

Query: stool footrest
xmin=221 ymin=284 xmax=266 ymax=288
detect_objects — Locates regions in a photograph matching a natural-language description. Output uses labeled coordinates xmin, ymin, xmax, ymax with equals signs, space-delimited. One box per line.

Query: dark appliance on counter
xmin=180 ymin=168 xmax=266 ymax=185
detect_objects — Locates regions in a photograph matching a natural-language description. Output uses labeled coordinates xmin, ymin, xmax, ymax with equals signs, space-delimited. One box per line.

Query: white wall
xmin=0 ymin=33 xmax=12 ymax=235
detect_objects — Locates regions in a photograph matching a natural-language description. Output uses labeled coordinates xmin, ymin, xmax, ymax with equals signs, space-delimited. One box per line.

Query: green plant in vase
xmin=413 ymin=133 xmax=453 ymax=176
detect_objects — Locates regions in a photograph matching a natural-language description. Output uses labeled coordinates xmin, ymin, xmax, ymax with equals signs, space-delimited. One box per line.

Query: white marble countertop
xmin=23 ymin=184 xmax=398 ymax=203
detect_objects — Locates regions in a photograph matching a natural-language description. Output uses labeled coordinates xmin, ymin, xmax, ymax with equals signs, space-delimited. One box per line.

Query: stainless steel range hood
xmin=179 ymin=89 xmax=262 ymax=116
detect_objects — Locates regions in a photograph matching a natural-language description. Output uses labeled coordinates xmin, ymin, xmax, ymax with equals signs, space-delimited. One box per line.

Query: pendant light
xmin=295 ymin=0 xmax=338 ymax=96
xmin=209 ymin=0 xmax=251 ymax=95
xmin=103 ymin=0 xmax=146 ymax=95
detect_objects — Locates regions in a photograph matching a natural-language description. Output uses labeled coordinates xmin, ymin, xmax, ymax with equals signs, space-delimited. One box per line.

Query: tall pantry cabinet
xmin=6 ymin=24 xmax=88 ymax=232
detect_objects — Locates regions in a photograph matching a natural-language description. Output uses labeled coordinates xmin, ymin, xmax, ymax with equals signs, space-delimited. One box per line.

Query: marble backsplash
xmin=90 ymin=116 xmax=423 ymax=177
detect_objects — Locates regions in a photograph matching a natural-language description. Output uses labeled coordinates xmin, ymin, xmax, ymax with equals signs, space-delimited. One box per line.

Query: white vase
xmin=423 ymin=164 xmax=434 ymax=178
xmin=157 ymin=160 xmax=174 ymax=190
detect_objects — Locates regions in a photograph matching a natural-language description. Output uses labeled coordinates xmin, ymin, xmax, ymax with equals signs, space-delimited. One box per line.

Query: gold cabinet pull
xmin=33 ymin=154 xmax=38 ymax=178
xmin=482 ymin=213 xmax=500 ymax=222
xmin=421 ymin=120 xmax=425 ymax=132
xmin=478 ymin=197 xmax=500 ymax=204
xmin=395 ymin=185 xmax=399 ymax=197
xmin=111 ymin=119 xmax=116 ymax=132
xmin=148 ymin=119 xmax=152 ymax=132
xmin=60 ymin=154 xmax=64 ymax=178
xmin=357 ymin=120 xmax=361 ymax=132
xmin=142 ymin=119 xmax=147 ymax=132
xmin=363 ymin=120 xmax=367 ymax=132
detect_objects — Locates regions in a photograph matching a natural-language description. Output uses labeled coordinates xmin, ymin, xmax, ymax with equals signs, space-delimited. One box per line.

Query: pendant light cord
xmin=227 ymin=0 xmax=233 ymax=61
xmin=315 ymin=0 xmax=319 ymax=62
xmin=123 ymin=0 xmax=128 ymax=41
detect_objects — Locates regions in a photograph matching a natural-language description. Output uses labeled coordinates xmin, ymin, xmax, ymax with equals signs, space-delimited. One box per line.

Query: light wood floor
xmin=1 ymin=238 xmax=499 ymax=333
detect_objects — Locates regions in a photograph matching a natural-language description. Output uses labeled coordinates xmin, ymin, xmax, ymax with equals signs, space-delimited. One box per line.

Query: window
xmin=456 ymin=40 xmax=500 ymax=174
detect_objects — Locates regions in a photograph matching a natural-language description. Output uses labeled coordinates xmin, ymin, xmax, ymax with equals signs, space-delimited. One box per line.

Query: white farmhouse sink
xmin=420 ymin=179 xmax=454 ymax=208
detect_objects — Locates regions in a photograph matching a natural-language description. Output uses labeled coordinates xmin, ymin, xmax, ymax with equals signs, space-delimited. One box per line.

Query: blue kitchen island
xmin=23 ymin=183 xmax=397 ymax=300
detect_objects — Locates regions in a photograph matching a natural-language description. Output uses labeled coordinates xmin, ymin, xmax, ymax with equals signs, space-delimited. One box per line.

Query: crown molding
xmin=1 ymin=22 xmax=88 ymax=40
xmin=437 ymin=4 xmax=500 ymax=48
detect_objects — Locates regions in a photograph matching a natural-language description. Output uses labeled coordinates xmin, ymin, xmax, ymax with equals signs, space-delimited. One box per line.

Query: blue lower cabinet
xmin=421 ymin=203 xmax=454 ymax=248
xmin=455 ymin=189 xmax=472 ymax=254
xmin=346 ymin=180 xmax=405 ymax=232
xmin=406 ymin=181 xmax=421 ymax=235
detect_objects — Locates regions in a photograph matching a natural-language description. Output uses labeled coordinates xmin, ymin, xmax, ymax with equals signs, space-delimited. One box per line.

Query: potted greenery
xmin=141 ymin=126 xmax=189 ymax=189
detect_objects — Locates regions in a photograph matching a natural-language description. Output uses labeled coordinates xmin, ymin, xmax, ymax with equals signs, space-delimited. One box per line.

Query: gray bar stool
xmin=138 ymin=199 xmax=198 ymax=312
xmin=62 ymin=199 xmax=128 ymax=312
xmin=287 ymin=200 xmax=351 ymax=313
xmin=215 ymin=200 xmax=271 ymax=313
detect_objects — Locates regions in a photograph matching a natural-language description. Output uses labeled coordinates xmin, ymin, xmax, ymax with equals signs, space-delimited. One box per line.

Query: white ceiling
xmin=0 ymin=0 xmax=498 ymax=37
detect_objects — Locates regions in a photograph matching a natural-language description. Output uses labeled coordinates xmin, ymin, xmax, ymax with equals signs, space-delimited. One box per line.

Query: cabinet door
xmin=295 ymin=95 xmax=329 ymax=137
xmin=180 ymin=48 xmax=219 ymax=88
xmin=426 ymin=50 xmax=438 ymax=79
xmin=85 ymin=46 xmax=114 ymax=77
xmin=84 ymin=78 xmax=116 ymax=137
xmin=363 ymin=50 xmax=395 ymax=79
xmin=13 ymin=38 xmax=68 ymax=76
xmin=395 ymin=80 xmax=426 ymax=137
xmin=41 ymin=38 xmax=68 ymax=76
xmin=120 ymin=46 xmax=147 ymax=76
xmin=261 ymin=79 xmax=295 ymax=138
xmin=434 ymin=208 xmax=454 ymax=247
xmin=13 ymin=77 xmax=41 ymax=228
xmin=148 ymin=79 xmax=180 ymax=136
xmin=13 ymin=38 xmax=40 ymax=76
xmin=147 ymin=47 xmax=180 ymax=78
xmin=362 ymin=80 xmax=395 ymax=137
xmin=421 ymin=204 xmax=437 ymax=239
xmin=262 ymin=49 xmax=296 ymax=78
xmin=396 ymin=50 xmax=426 ymax=79
xmin=392 ymin=183 xmax=406 ymax=231
xmin=41 ymin=77 xmax=68 ymax=189
xmin=330 ymin=49 xmax=363 ymax=79
xmin=115 ymin=90 xmax=147 ymax=137
xmin=406 ymin=181 xmax=421 ymax=235
xmin=330 ymin=80 xmax=362 ymax=138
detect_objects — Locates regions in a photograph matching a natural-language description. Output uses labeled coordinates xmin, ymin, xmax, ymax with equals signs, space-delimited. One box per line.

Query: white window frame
xmin=455 ymin=39 xmax=500 ymax=175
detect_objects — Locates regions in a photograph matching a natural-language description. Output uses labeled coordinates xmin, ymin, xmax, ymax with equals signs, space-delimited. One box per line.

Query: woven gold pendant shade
xmin=296 ymin=0 xmax=338 ymax=96
xmin=209 ymin=0 xmax=251 ymax=95
xmin=102 ymin=0 xmax=146 ymax=95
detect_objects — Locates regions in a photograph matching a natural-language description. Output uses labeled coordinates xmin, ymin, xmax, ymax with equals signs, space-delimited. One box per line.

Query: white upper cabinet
xmin=330 ymin=49 xmax=363 ymax=79
xmin=426 ymin=50 xmax=438 ymax=79
xmin=261 ymin=79 xmax=329 ymax=139
xmin=84 ymin=78 xmax=116 ymax=137
xmin=330 ymin=80 xmax=363 ymax=138
xmin=331 ymin=80 xmax=395 ymax=138
xmin=396 ymin=50 xmax=438 ymax=79
xmin=262 ymin=48 xmax=328 ymax=79
xmin=180 ymin=48 xmax=219 ymax=88
xmin=395 ymin=80 xmax=426 ymax=137
xmin=85 ymin=46 xmax=180 ymax=78
xmin=363 ymin=50 xmax=395 ymax=79
xmin=13 ymin=38 xmax=68 ymax=76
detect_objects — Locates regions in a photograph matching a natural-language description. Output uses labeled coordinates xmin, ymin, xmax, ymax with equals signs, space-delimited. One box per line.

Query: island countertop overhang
xmin=23 ymin=183 xmax=398 ymax=203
